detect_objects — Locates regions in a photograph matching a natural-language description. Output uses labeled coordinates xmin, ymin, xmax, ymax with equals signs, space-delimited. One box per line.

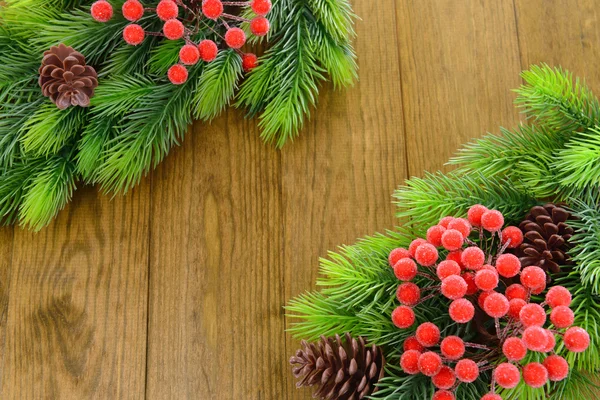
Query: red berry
xmin=541 ymin=329 xmax=556 ymax=352
xmin=415 ymin=243 xmax=438 ymax=266
xmin=439 ymin=216 xmax=455 ymax=228
xmin=389 ymin=247 xmax=411 ymax=267
xmin=427 ymin=225 xmax=446 ymax=247
xmin=441 ymin=275 xmax=467 ymax=300
xmin=123 ymin=24 xmax=145 ymax=45
xmin=440 ymin=336 xmax=465 ymax=360
xmin=531 ymin=280 xmax=547 ymax=295
xmin=550 ymin=305 xmax=574 ymax=328
xmin=436 ymin=260 xmax=461 ymax=280
xmin=122 ymin=0 xmax=144 ymax=21
xmin=475 ymin=269 xmax=499 ymax=291
xmin=91 ymin=0 xmax=113 ymax=22
xmin=522 ymin=326 xmax=548 ymax=351
xmin=484 ymin=293 xmax=509 ymax=318
xmin=393 ymin=258 xmax=418 ymax=281
xmin=225 ymin=27 xmax=246 ymax=49
xmin=501 ymin=226 xmax=523 ymax=248
xmin=198 ymin=39 xmax=218 ymax=62
xmin=156 ymin=0 xmax=178 ymax=20
xmin=481 ymin=210 xmax=504 ymax=232
xmin=546 ymin=286 xmax=572 ymax=308
xmin=449 ymin=298 xmax=475 ymax=323
xmin=167 ymin=64 xmax=188 ymax=85
xmin=467 ymin=204 xmax=488 ymax=226
xmin=508 ymin=298 xmax=526 ymax=320
xmin=403 ymin=336 xmax=425 ymax=352
xmin=409 ymin=238 xmax=427 ymax=257
xmin=505 ymin=283 xmax=528 ymax=301
xmin=543 ymin=355 xmax=569 ymax=381
xmin=251 ymin=0 xmax=271 ymax=15
xmin=392 ymin=306 xmax=415 ymax=329
xmin=441 ymin=229 xmax=463 ymax=251
xmin=418 ymin=351 xmax=442 ymax=376
xmin=202 ymin=0 xmax=223 ymax=19
xmin=461 ymin=246 xmax=485 ymax=270
xmin=462 ymin=272 xmax=477 ymax=295
xmin=519 ymin=303 xmax=546 ymax=327
xmin=179 ymin=44 xmax=200 ymax=65
xmin=416 ymin=322 xmax=440 ymax=347
xmin=494 ymin=362 xmax=520 ymax=388
xmin=250 ymin=16 xmax=270 ymax=36
xmin=242 ymin=52 xmax=258 ymax=70
xmin=495 ymin=254 xmax=521 ymax=278
xmin=481 ymin=394 xmax=502 ymax=400
xmin=503 ymin=337 xmax=527 ymax=361
xmin=397 ymin=282 xmax=421 ymax=306
xmin=163 ymin=19 xmax=184 ymax=40
xmin=455 ymin=359 xmax=479 ymax=383
xmin=448 ymin=218 xmax=471 ymax=239
xmin=400 ymin=349 xmax=421 ymax=374
xmin=432 ymin=391 xmax=455 ymax=400
xmin=432 ymin=365 xmax=456 ymax=390
xmin=563 ymin=327 xmax=590 ymax=352
xmin=522 ymin=362 xmax=548 ymax=388
xmin=520 ymin=266 xmax=546 ymax=290
xmin=477 ymin=290 xmax=496 ymax=309
xmin=446 ymin=250 xmax=464 ymax=269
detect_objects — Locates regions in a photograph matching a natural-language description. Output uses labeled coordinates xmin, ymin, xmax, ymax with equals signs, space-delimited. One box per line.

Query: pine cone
xmin=38 ymin=43 xmax=98 ymax=110
xmin=289 ymin=333 xmax=385 ymax=400
xmin=517 ymin=203 xmax=574 ymax=275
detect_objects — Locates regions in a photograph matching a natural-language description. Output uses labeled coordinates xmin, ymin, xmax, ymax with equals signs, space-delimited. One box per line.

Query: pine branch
xmin=0 ymin=98 xmax=45 ymax=169
xmin=0 ymin=157 xmax=45 ymax=224
xmin=568 ymin=193 xmax=600 ymax=295
xmin=147 ymin=38 xmax=185 ymax=76
xmin=307 ymin=0 xmax=356 ymax=43
xmin=311 ymin=21 xmax=357 ymax=89
xmin=553 ymin=127 xmax=600 ymax=191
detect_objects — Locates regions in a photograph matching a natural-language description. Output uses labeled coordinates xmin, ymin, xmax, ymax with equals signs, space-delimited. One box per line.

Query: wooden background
xmin=1 ymin=0 xmax=600 ymax=398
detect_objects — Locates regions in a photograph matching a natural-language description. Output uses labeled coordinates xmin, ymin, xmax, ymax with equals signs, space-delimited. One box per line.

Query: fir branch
xmin=307 ymin=0 xmax=356 ymax=43
xmin=311 ymin=22 xmax=357 ymax=89
xmin=568 ymin=193 xmax=600 ymax=295
xmin=0 ymin=98 xmax=45 ymax=169
xmin=553 ymin=127 xmax=600 ymax=191
xmin=0 ymin=157 xmax=45 ymax=224
xmin=147 ymin=38 xmax=185 ymax=76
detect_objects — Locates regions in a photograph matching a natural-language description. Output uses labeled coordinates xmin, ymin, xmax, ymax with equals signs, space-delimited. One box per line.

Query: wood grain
xmin=0 ymin=227 xmax=14 ymax=393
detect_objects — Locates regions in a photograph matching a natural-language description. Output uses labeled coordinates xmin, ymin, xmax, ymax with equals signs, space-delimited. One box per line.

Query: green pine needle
xmin=568 ymin=193 xmax=600 ymax=295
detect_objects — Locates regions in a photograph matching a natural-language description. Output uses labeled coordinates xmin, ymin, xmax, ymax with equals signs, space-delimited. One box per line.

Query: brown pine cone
xmin=290 ymin=333 xmax=385 ymax=400
xmin=38 ymin=43 xmax=98 ymax=110
xmin=517 ymin=203 xmax=574 ymax=275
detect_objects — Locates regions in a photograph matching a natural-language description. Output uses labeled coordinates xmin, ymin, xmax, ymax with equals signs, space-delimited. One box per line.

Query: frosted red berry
xmin=432 ymin=366 xmax=456 ymax=390
xmin=467 ymin=204 xmax=488 ymax=226
xmin=481 ymin=394 xmax=502 ymax=400
xmin=418 ymin=351 xmax=442 ymax=376
xmin=478 ymin=290 xmax=496 ymax=309
xmin=389 ymin=247 xmax=411 ymax=267
xmin=522 ymin=326 xmax=548 ymax=351
xmin=531 ymin=280 xmax=547 ymax=295
xmin=251 ymin=0 xmax=272 ymax=15
xmin=403 ymin=336 xmax=425 ymax=352
xmin=446 ymin=250 xmax=464 ymax=269
xmin=198 ymin=40 xmax=218 ymax=62
xmin=202 ymin=0 xmax=223 ymax=19
xmin=441 ymin=275 xmax=467 ymax=300
xmin=455 ymin=359 xmax=479 ymax=383
xmin=520 ymin=266 xmax=546 ymax=290
xmin=123 ymin=24 xmax=145 ymax=45
xmin=508 ymin=298 xmax=526 ymax=320
xmin=449 ymin=298 xmax=475 ymax=323
xmin=393 ymin=258 xmax=418 ymax=281
xmin=441 ymin=229 xmax=463 ymax=251
xmin=503 ymin=337 xmax=527 ymax=361
xmin=179 ymin=44 xmax=200 ymax=65
xmin=436 ymin=260 xmax=461 ymax=280
xmin=550 ymin=305 xmax=574 ymax=328
xmin=475 ymin=269 xmax=499 ymax=291
xmin=522 ymin=362 xmax=548 ymax=388
xmin=432 ymin=391 xmax=455 ymax=400
xmin=225 ymin=27 xmax=246 ymax=49
xmin=484 ymin=293 xmax=509 ymax=318
xmin=461 ymin=246 xmax=485 ymax=270
xmin=495 ymin=254 xmax=521 ymax=278
xmin=250 ymin=16 xmax=270 ymax=36
xmin=563 ymin=327 xmax=590 ymax=353
xmin=122 ymin=0 xmax=144 ymax=21
xmin=91 ymin=0 xmax=113 ymax=22
xmin=546 ymin=286 xmax=572 ymax=308
xmin=427 ymin=225 xmax=446 ymax=247
xmin=397 ymin=282 xmax=421 ymax=306
xmin=415 ymin=243 xmax=438 ymax=266
xmin=494 ymin=362 xmax=520 ymax=389
xmin=501 ymin=226 xmax=523 ymax=248
xmin=409 ymin=238 xmax=427 ymax=257
xmin=440 ymin=336 xmax=465 ymax=360
xmin=416 ymin=322 xmax=440 ymax=347
xmin=541 ymin=329 xmax=556 ymax=352
xmin=167 ymin=64 xmax=188 ymax=85
xmin=400 ymin=349 xmax=421 ymax=374
xmin=156 ymin=0 xmax=178 ymax=21
xmin=163 ymin=19 xmax=185 ymax=40
xmin=462 ymin=272 xmax=477 ymax=295
xmin=448 ymin=218 xmax=471 ymax=239
xmin=392 ymin=305 xmax=415 ymax=329
xmin=543 ymin=355 xmax=569 ymax=381
xmin=519 ymin=303 xmax=546 ymax=327
xmin=439 ymin=216 xmax=454 ymax=228
xmin=505 ymin=283 xmax=528 ymax=301
xmin=481 ymin=210 xmax=504 ymax=232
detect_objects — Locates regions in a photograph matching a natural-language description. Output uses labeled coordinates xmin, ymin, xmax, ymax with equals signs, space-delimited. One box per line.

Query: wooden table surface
xmin=1 ymin=1 xmax=600 ymax=398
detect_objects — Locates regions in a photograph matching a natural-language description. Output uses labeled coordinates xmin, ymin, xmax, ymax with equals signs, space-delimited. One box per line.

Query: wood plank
xmin=0 ymin=227 xmax=14 ymax=393
xmin=1 ymin=185 xmax=150 ymax=399
xmin=396 ymin=0 xmax=523 ymax=175
xmin=146 ymin=114 xmax=286 ymax=399
xmin=281 ymin=0 xmax=408 ymax=397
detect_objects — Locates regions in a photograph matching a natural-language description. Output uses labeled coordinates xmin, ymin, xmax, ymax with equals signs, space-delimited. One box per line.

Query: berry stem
xmin=464 ymin=342 xmax=492 ymax=351
xmin=221 ymin=1 xmax=251 ymax=5
xmin=221 ymin=12 xmax=250 ymax=22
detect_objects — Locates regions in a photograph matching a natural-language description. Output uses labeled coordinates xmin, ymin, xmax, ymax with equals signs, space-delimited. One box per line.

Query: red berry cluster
xmin=389 ymin=205 xmax=590 ymax=400
xmin=90 ymin=0 xmax=271 ymax=84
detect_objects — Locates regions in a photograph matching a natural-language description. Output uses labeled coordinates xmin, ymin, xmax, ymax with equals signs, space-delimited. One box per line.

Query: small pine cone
xmin=290 ymin=333 xmax=385 ymax=400
xmin=39 ymin=43 xmax=98 ymax=110
xmin=517 ymin=203 xmax=574 ymax=276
